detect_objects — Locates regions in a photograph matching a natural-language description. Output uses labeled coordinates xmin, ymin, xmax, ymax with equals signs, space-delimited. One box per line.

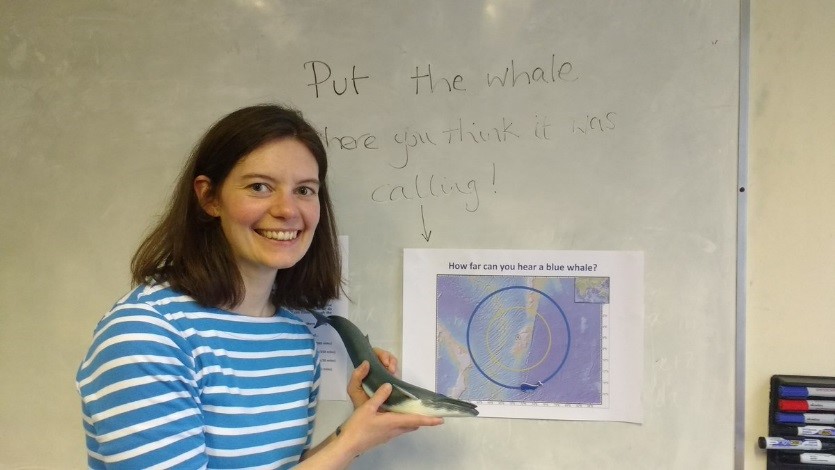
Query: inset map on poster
xmin=403 ymin=249 xmax=644 ymax=423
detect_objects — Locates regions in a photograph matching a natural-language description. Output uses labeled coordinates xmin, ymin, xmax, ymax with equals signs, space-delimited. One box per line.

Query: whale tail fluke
xmin=307 ymin=310 xmax=331 ymax=329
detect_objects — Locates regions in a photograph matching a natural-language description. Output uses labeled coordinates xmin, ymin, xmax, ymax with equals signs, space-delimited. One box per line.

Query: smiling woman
xmin=130 ymin=104 xmax=341 ymax=312
xmin=194 ymin=138 xmax=323 ymax=290
xmin=75 ymin=104 xmax=444 ymax=470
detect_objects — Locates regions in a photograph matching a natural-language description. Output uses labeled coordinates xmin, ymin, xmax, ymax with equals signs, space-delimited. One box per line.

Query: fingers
xmin=351 ymin=360 xmax=370 ymax=381
xmin=401 ymin=415 xmax=444 ymax=428
xmin=372 ymin=347 xmax=398 ymax=374
xmin=347 ymin=361 xmax=371 ymax=408
xmin=366 ymin=383 xmax=392 ymax=411
xmin=377 ymin=409 xmax=444 ymax=433
xmin=383 ymin=353 xmax=397 ymax=374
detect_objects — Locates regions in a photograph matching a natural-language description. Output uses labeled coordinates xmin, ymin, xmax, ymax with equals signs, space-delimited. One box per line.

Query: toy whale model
xmin=308 ymin=310 xmax=478 ymax=418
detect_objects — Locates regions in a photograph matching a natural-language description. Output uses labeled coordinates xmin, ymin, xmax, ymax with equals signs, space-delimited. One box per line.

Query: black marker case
xmin=767 ymin=375 xmax=835 ymax=470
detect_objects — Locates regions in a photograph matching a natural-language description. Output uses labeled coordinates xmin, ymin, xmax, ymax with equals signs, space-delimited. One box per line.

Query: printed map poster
xmin=402 ymin=249 xmax=644 ymax=423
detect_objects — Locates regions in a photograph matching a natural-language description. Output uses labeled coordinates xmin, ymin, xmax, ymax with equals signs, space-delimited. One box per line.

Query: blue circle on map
xmin=466 ymin=285 xmax=571 ymax=390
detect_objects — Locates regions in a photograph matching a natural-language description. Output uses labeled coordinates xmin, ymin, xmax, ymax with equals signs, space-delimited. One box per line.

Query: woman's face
xmin=196 ymin=138 xmax=321 ymax=281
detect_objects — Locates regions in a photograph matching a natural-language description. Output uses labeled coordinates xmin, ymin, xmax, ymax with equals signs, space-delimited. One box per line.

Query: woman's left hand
xmin=346 ymin=347 xmax=398 ymax=408
xmin=372 ymin=347 xmax=397 ymax=375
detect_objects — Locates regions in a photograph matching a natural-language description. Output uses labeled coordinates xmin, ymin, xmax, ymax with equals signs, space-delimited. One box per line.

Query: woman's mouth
xmin=256 ymin=229 xmax=299 ymax=241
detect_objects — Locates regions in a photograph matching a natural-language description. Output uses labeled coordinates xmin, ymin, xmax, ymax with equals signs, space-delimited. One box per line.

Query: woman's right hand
xmin=337 ymin=381 xmax=445 ymax=457
xmin=298 ymin=361 xmax=444 ymax=469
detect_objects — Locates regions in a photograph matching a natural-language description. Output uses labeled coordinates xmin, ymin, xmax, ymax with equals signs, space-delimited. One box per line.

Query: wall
xmin=744 ymin=0 xmax=835 ymax=468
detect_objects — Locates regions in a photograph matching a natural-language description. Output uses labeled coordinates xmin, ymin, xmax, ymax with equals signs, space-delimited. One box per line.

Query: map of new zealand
xmin=436 ymin=275 xmax=610 ymax=407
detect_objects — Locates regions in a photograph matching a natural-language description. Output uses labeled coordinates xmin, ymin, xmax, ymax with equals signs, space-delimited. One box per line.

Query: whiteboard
xmin=0 ymin=1 xmax=740 ymax=468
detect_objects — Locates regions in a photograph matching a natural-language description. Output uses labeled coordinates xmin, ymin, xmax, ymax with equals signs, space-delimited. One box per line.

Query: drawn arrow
xmin=420 ymin=205 xmax=432 ymax=242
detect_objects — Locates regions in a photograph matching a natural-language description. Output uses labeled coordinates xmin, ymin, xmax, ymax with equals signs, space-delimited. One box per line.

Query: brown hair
xmin=131 ymin=104 xmax=342 ymax=310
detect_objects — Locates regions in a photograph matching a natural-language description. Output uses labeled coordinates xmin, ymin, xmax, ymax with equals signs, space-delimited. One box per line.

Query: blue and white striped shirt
xmin=76 ymin=283 xmax=321 ymax=469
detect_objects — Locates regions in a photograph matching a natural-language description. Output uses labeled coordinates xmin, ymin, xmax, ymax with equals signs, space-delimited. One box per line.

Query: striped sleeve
xmin=76 ymin=305 xmax=208 ymax=469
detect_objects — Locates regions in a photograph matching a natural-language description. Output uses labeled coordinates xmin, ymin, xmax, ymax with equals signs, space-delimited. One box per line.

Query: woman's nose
xmin=269 ymin=191 xmax=298 ymax=218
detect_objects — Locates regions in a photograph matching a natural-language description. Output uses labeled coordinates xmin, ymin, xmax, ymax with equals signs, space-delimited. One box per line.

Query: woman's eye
xmin=249 ymin=183 xmax=270 ymax=193
xmin=297 ymin=186 xmax=317 ymax=196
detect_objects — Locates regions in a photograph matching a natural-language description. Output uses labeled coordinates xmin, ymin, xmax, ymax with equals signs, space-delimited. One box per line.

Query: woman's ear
xmin=194 ymin=175 xmax=220 ymax=217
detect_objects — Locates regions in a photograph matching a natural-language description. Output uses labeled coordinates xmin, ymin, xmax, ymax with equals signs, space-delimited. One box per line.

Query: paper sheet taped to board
xmin=403 ymin=248 xmax=644 ymax=423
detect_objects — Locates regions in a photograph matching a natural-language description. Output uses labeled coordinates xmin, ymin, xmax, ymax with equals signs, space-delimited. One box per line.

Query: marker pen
xmin=780 ymin=386 xmax=835 ymax=399
xmin=780 ymin=399 xmax=835 ymax=412
xmin=759 ymin=436 xmax=835 ymax=451
xmin=771 ymin=424 xmax=835 ymax=439
xmin=777 ymin=453 xmax=835 ymax=465
xmin=777 ymin=413 xmax=835 ymax=425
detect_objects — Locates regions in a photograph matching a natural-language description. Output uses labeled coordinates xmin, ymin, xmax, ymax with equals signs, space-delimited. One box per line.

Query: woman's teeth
xmin=258 ymin=230 xmax=298 ymax=241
